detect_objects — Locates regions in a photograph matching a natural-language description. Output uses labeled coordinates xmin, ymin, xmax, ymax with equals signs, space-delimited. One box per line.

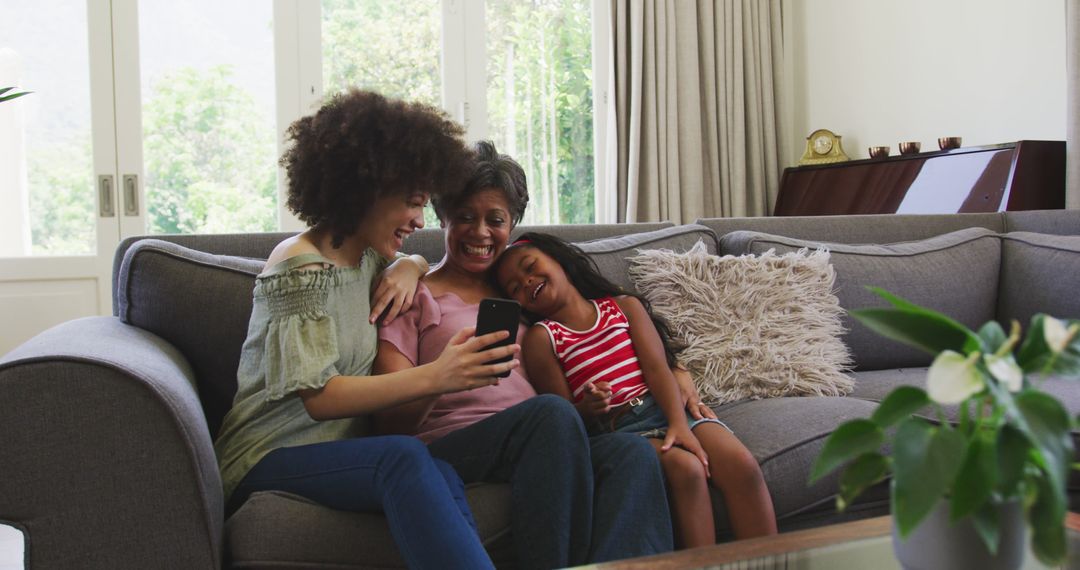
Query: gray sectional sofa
xmin=2 ymin=209 xmax=1079 ymax=569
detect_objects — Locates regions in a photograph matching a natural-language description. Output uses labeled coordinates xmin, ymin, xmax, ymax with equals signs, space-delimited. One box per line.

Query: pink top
xmin=536 ymin=297 xmax=649 ymax=407
xmin=378 ymin=282 xmax=537 ymax=443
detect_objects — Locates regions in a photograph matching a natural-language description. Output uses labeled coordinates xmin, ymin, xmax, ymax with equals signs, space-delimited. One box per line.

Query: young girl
xmin=494 ymin=232 xmax=777 ymax=547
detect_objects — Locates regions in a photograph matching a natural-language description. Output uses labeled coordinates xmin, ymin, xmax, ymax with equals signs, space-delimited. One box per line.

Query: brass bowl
xmin=938 ymin=136 xmax=962 ymax=150
xmin=898 ymin=141 xmax=921 ymax=155
xmin=868 ymin=146 xmax=890 ymax=159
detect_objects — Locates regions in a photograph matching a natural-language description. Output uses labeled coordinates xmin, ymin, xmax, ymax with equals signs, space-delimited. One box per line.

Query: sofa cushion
xmin=227 ymin=484 xmax=514 ymax=569
xmin=711 ymin=395 xmax=885 ymax=529
xmin=719 ymin=227 xmax=1001 ymax=371
xmin=117 ymin=239 xmax=263 ymax=438
xmin=998 ymin=232 xmax=1080 ymax=328
xmin=627 ymin=241 xmax=853 ymax=405
xmin=573 ymin=224 xmax=719 ymax=294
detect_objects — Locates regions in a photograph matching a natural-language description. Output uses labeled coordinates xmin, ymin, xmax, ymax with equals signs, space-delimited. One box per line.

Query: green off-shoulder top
xmin=214 ymin=249 xmax=388 ymax=503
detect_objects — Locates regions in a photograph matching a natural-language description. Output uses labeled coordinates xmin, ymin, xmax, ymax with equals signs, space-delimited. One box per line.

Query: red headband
xmin=509 ymin=238 xmax=531 ymax=247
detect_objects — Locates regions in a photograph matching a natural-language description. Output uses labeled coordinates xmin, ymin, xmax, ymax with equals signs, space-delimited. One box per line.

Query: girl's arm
xmin=370 ymin=254 xmax=429 ymax=325
xmin=615 ymin=296 xmax=709 ymax=470
xmin=673 ymin=364 xmax=717 ymax=420
xmin=522 ymin=325 xmax=612 ymax=418
xmin=371 ymin=340 xmax=442 ymax=434
xmin=300 ymin=327 xmax=518 ymax=420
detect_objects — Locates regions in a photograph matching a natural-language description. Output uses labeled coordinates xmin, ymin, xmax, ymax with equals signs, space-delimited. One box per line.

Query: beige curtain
xmin=606 ymin=0 xmax=785 ymax=223
xmin=1069 ymin=0 xmax=1079 ymax=209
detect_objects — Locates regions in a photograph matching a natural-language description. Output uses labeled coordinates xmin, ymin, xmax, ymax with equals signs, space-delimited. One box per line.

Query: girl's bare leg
xmin=647 ymin=439 xmax=715 ymax=548
xmin=693 ymin=423 xmax=777 ymax=539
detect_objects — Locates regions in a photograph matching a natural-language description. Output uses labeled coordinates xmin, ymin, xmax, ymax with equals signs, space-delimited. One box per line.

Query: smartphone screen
xmin=475 ymin=298 xmax=521 ymax=378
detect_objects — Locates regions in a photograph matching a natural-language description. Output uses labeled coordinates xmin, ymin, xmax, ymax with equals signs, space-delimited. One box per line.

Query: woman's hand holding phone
xmin=429 ymin=326 xmax=520 ymax=394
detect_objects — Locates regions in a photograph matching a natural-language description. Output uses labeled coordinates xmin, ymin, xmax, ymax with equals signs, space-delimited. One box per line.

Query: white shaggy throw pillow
xmin=628 ymin=240 xmax=853 ymax=405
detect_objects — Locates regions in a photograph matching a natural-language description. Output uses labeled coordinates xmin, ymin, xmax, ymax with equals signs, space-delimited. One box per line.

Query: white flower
xmin=986 ymin=354 xmax=1023 ymax=392
xmin=1044 ymin=317 xmax=1070 ymax=353
xmin=927 ymin=350 xmax=985 ymax=404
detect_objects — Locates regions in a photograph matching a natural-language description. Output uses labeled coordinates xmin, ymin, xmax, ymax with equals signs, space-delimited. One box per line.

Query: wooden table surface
xmin=582 ymin=513 xmax=1080 ymax=569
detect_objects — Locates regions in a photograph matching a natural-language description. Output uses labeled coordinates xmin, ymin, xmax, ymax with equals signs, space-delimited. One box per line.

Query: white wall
xmin=786 ymin=0 xmax=1066 ymax=165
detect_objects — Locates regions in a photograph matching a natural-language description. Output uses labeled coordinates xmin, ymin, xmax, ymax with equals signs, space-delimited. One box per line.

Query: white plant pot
xmin=892 ymin=499 xmax=1025 ymax=570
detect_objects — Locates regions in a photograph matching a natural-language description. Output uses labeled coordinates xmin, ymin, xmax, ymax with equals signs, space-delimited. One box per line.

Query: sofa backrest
xmin=1002 ymin=208 xmax=1080 ymax=235
xmin=697 ymin=212 xmax=1005 ymax=244
xmin=112 ymin=223 xmax=675 ymax=314
xmin=574 ymin=224 xmax=719 ymax=293
xmin=718 ymin=227 xmax=1002 ymax=370
xmin=697 ymin=209 xmax=1080 ymax=246
xmin=112 ymin=222 xmax=679 ymax=436
xmin=997 ymin=231 xmax=1080 ymax=328
xmin=116 ymin=239 xmax=264 ymax=438
xmin=399 ymin=222 xmax=676 ymax=263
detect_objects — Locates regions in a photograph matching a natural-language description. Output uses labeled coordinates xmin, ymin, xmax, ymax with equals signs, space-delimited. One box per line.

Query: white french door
xmin=0 ymin=0 xmax=299 ymax=356
xmin=0 ymin=1 xmax=122 ymax=356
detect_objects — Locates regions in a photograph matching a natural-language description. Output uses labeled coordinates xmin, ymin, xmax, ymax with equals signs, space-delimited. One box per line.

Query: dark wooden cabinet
xmin=773 ymin=140 xmax=1065 ymax=216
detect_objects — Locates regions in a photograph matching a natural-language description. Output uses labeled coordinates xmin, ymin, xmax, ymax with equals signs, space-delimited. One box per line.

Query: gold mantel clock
xmin=799 ymin=129 xmax=850 ymax=165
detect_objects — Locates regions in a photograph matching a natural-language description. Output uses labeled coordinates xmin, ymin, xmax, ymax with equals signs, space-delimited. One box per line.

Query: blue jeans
xmin=427 ymin=394 xmax=674 ymax=569
xmin=229 ymin=435 xmax=493 ymax=570
xmin=593 ymin=393 xmax=730 ymax=437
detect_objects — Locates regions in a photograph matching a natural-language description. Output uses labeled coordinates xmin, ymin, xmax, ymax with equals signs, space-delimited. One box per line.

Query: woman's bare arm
xmin=371 ymin=340 xmax=443 ymax=434
xmin=300 ymin=327 xmax=519 ymax=420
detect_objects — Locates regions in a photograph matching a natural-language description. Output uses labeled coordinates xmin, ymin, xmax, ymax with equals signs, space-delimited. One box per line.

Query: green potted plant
xmin=810 ymin=288 xmax=1079 ymax=569
xmin=0 ymin=86 xmax=31 ymax=103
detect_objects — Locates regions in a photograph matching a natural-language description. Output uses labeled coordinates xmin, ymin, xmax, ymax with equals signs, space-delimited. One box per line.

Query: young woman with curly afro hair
xmin=214 ymin=89 xmax=514 ymax=569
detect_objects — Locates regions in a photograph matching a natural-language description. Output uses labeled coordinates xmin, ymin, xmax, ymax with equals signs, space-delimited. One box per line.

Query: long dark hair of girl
xmin=494 ymin=231 xmax=683 ymax=367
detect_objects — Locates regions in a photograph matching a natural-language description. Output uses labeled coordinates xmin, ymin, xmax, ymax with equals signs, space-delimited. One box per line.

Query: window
xmin=320 ymin=0 xmax=597 ymax=225
xmin=322 ymin=0 xmax=442 ymax=106
xmin=486 ymin=0 xmax=594 ymax=225
xmin=1 ymin=1 xmax=95 ymax=256
xmin=139 ymin=0 xmax=278 ymax=235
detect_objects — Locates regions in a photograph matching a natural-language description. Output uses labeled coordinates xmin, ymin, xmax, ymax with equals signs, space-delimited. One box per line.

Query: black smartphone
xmin=475 ymin=298 xmax=521 ymax=377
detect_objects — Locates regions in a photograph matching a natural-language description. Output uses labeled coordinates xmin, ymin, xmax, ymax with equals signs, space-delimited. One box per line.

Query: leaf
xmin=1015 ymin=391 xmax=1073 ymax=507
xmin=977 ymin=321 xmax=1008 ymax=354
xmin=870 ymin=386 xmax=930 ymax=428
xmin=837 ymin=453 xmax=888 ymax=511
xmin=1017 ymin=315 xmax=1051 ymax=370
xmin=0 ymin=90 xmax=31 ymax=103
xmin=851 ymin=308 xmax=982 ymax=357
xmin=1028 ymin=472 xmax=1067 ymax=565
xmin=865 ymin=287 xmax=931 ymax=312
xmin=950 ymin=436 xmax=997 ymax=520
xmin=996 ymin=425 xmax=1029 ymax=498
xmin=970 ymin=502 xmax=1001 ymax=556
xmin=892 ymin=419 xmax=965 ymax=537
xmin=809 ymin=419 xmax=884 ymax=483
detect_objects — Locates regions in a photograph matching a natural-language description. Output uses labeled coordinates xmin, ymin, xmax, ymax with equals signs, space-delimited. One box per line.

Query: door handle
xmin=98 ymin=175 xmax=115 ymax=217
xmin=123 ymin=174 xmax=139 ymax=216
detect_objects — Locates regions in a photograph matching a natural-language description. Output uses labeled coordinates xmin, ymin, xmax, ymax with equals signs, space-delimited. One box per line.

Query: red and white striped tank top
xmin=537 ymin=296 xmax=649 ymax=407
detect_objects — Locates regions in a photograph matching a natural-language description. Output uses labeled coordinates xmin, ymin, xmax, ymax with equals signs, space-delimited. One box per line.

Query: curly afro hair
xmin=432 ymin=140 xmax=529 ymax=226
xmin=280 ymin=89 xmax=475 ymax=247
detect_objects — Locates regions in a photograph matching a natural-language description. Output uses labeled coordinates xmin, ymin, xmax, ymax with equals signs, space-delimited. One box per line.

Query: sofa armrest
xmin=0 ymin=317 xmax=222 ymax=569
